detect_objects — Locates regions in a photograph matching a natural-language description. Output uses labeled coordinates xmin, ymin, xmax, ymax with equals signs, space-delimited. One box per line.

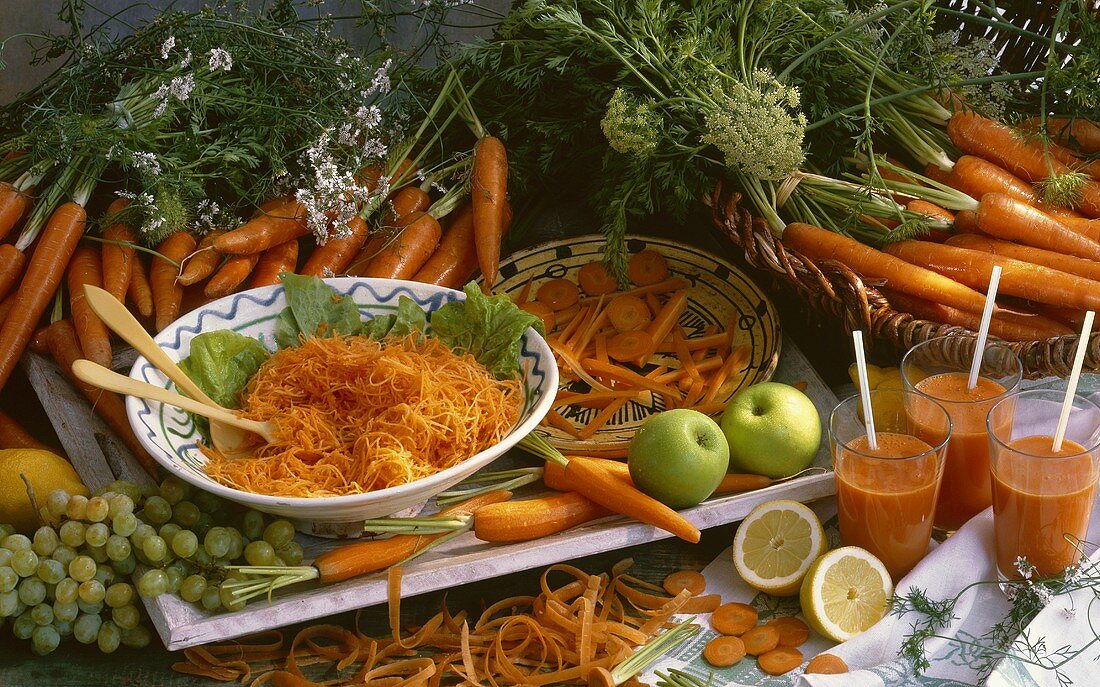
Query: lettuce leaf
xmin=274 ymin=273 xmax=363 ymax=347
xmin=429 ymin=283 xmax=544 ymax=379
xmin=359 ymin=296 xmax=427 ymax=341
xmin=179 ymin=330 xmax=269 ymax=438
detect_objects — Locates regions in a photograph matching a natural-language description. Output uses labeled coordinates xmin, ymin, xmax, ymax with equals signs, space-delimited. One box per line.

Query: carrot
xmin=151 ymin=231 xmax=198 ymax=331
xmin=0 ymin=202 xmax=86 ymax=392
xmin=1035 ymin=117 xmax=1100 ymax=154
xmin=577 ymin=398 xmax=628 ymax=440
xmin=634 ymin=290 xmax=688 ymax=365
xmin=40 ymin=319 xmax=157 ymax=477
xmin=411 ymin=205 xmax=479 ymax=288
xmin=628 ymin=250 xmax=669 ymax=286
xmin=883 ymin=289 xmax=1071 ymax=341
xmin=767 ymin=616 xmax=810 ymax=648
xmin=127 ymin=256 xmax=154 ymax=319
xmin=655 ymin=331 xmax=730 ymax=354
xmin=1047 ymin=141 xmax=1100 ymax=182
xmin=300 ymin=215 xmax=371 ymax=277
xmin=711 ymin=602 xmax=758 ymax=636
xmin=582 ymin=358 xmax=682 ymax=400
xmin=67 ymin=247 xmax=113 ymax=369
xmin=606 ymin=295 xmax=651 ymax=332
xmin=883 ymin=240 xmax=1100 ymax=312
xmin=662 ymin=570 xmax=706 ymax=596
xmin=923 ymin=163 xmax=951 ymax=185
xmin=543 ymin=456 xmax=630 ymax=491
xmin=0 ymin=295 xmax=15 ymax=326
xmin=715 ymin=473 xmax=773 ymax=495
xmin=512 ymin=276 xmax=534 ymax=307
xmin=947 ymin=234 xmax=1100 ymax=283
xmin=805 ymin=653 xmax=849 ymax=675
xmin=758 ymin=647 xmax=804 ymax=676
xmin=363 ymin=212 xmax=442 ymax=280
xmin=946 ymin=155 xmax=1037 ymax=204
xmin=205 ymin=252 xmax=261 ymax=298
xmin=312 ymin=490 xmax=511 ymax=583
xmin=537 ymin=279 xmax=580 ymax=311
xmin=947 ymin=111 xmax=1100 ymax=217
xmin=0 ymin=183 xmax=30 ymax=241
xmin=471 ymin=135 xmax=508 ymax=291
xmin=741 ymin=626 xmax=780 ymax=656
xmin=782 ymin=222 xmax=990 ymax=314
xmin=702 ymin=636 xmax=746 ymax=668
xmin=672 ymin=329 xmax=701 ymax=384
xmin=975 ymin=193 xmax=1100 ymax=260
xmin=520 ymin=301 xmax=555 ymax=333
xmin=542 ymin=408 xmax=584 ymax=438
xmin=0 ymin=408 xmax=52 ymax=451
xmin=214 ymin=200 xmax=308 ymax=255
xmin=607 ymin=330 xmax=653 ymax=364
xmin=906 ymin=199 xmax=954 ymax=222
xmin=473 ymin=491 xmax=610 ymax=543
xmin=1035 ymin=303 xmax=1088 ymax=329
xmin=953 ymin=209 xmax=979 ymax=233
xmin=577 ymin=261 xmax=617 ymax=296
xmin=177 ymin=230 xmax=227 ymax=286
xmin=99 ymin=205 xmax=137 ymax=304
xmin=250 ymin=239 xmax=300 ymax=288
xmin=0 ymin=245 xmax=26 ymax=303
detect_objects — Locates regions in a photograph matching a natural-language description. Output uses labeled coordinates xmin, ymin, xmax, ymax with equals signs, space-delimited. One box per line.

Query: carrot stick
xmin=312 ymin=490 xmax=512 ymax=583
xmin=250 ymin=239 xmax=300 ymax=288
xmin=0 ymin=244 xmax=27 ymax=303
xmin=0 ymin=182 xmax=29 ymax=241
xmin=554 ymin=388 xmax=643 ymax=408
xmin=471 ymin=135 xmax=508 ymax=291
xmin=578 ymin=398 xmax=629 ymax=440
xmin=363 ymin=212 xmax=442 ymax=280
xmin=0 ymin=202 xmax=86 ymax=392
xmin=946 ymin=233 xmax=1100 ymax=283
xmin=714 ymin=473 xmax=773 ymax=495
xmin=205 ymin=252 xmax=261 ymax=298
xmin=883 ymin=288 xmax=1072 ymax=341
xmin=214 ymin=200 xmax=308 ymax=255
xmin=655 ymin=331 xmax=731 ymax=354
xmin=512 ymin=275 xmax=534 ymax=307
xmin=67 ymin=246 xmax=113 ymax=369
xmin=151 ymin=231 xmax=197 ymax=331
xmin=701 ymin=345 xmax=751 ymax=405
xmin=581 ymin=358 xmax=682 ymax=400
xmin=635 ymin=291 xmax=688 ymax=365
xmin=0 ymin=408 xmax=52 ymax=451
xmin=100 ymin=201 xmax=137 ymax=302
xmin=975 ymin=193 xmax=1100 ymax=260
xmin=411 ymin=205 xmax=479 ymax=288
xmin=40 ymin=319 xmax=157 ymax=477
xmin=577 ymin=277 xmax=691 ymax=306
xmin=541 ymin=408 xmax=584 ymax=438
xmin=782 ymin=222 xmax=990 ymax=314
xmin=655 ymin=357 xmax=723 ymax=384
xmin=301 ymin=215 xmax=371 ymax=277
xmin=127 ymin=255 xmax=154 ymax=319
xmin=673 ymin=328 xmax=702 ymax=385
xmin=473 ymin=491 xmax=610 ymax=543
xmin=177 ymin=230 xmax=227 ymax=286
xmin=883 ymin=240 xmax=1100 ymax=312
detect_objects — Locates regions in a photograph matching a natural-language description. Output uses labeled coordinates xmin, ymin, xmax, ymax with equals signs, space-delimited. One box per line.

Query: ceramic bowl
xmin=126 ymin=278 xmax=557 ymax=536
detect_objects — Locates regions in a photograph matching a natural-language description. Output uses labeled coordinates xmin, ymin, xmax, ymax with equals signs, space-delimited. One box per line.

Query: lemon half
xmin=732 ymin=499 xmax=827 ymax=597
xmin=800 ymin=546 xmax=893 ymax=642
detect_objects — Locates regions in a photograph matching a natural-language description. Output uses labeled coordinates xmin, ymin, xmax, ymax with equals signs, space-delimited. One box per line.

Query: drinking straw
xmin=852 ymin=330 xmax=877 ymax=451
xmin=1052 ymin=310 xmax=1095 ymax=453
xmin=967 ymin=265 xmax=1003 ymax=390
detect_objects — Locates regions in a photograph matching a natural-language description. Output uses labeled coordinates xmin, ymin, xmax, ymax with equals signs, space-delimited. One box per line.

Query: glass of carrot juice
xmin=830 ymin=389 xmax=951 ymax=580
xmin=987 ymin=389 xmax=1100 ymax=580
xmin=902 ymin=338 xmax=1023 ymax=535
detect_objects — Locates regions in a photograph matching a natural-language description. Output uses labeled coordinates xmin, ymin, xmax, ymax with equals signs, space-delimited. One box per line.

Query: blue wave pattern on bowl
xmin=132 ymin=280 xmax=551 ymax=484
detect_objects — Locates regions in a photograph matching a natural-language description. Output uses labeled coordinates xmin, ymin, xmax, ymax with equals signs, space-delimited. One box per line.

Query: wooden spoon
xmin=82 ymin=285 xmax=257 ymax=456
xmin=71 ymin=359 xmax=277 ymax=444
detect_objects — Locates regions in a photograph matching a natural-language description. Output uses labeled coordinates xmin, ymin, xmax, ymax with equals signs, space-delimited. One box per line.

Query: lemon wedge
xmin=732 ymin=499 xmax=827 ymax=597
xmin=800 ymin=546 xmax=893 ymax=642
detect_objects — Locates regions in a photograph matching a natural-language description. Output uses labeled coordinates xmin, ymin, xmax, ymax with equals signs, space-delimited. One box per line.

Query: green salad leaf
xmin=178 ymin=330 xmax=270 ymax=438
xmin=274 ymin=273 xmax=364 ymax=347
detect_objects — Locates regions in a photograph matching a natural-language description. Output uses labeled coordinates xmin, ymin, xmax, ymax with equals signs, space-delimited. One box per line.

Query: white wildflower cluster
xmin=208 ymin=48 xmax=232 ymax=72
xmin=295 ymin=129 xmax=380 ymax=242
xmin=129 ymin=151 xmax=162 ymax=176
xmin=195 ymin=199 xmax=223 ymax=233
xmin=161 ymin=36 xmax=176 ymax=60
xmin=1061 ymin=606 xmax=1077 ymax=620
xmin=848 ymin=3 xmax=888 ymax=42
xmin=153 ymin=73 xmax=197 ymax=117
xmin=933 ymin=32 xmax=1008 ymax=118
xmin=115 ymin=190 xmax=166 ymax=239
xmin=702 ymin=69 xmax=807 ymax=181
xmin=367 ymin=59 xmax=392 ymax=96
xmin=1015 ymin=557 xmax=1035 ymax=580
xmin=601 ymin=88 xmax=661 ymax=158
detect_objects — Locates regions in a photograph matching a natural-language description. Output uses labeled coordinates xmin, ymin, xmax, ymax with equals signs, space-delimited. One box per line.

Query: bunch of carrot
xmin=788 ymin=112 xmax=1100 ymax=342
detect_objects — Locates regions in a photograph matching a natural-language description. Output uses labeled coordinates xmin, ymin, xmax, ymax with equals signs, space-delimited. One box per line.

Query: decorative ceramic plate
xmin=494 ymin=235 xmax=781 ymax=452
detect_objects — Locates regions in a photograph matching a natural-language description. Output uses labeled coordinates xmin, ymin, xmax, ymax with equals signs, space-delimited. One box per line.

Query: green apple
xmin=627 ymin=409 xmax=730 ymax=509
xmin=720 ymin=382 xmax=821 ymax=478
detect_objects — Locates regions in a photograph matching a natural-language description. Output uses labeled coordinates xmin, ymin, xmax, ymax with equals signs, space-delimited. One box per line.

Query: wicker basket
xmin=705 ymin=184 xmax=1098 ymax=380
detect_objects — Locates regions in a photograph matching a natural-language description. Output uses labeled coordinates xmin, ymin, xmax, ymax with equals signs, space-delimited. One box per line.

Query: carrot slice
xmin=758 ymin=647 xmax=804 ymax=676
xmin=702 ymin=636 xmax=746 ymax=668
xmin=577 ymin=261 xmax=617 ymax=296
xmin=767 ymin=616 xmax=810 ymax=647
xmin=607 ymin=330 xmax=654 ymax=363
xmin=805 ymin=653 xmax=849 ymax=674
xmin=537 ymin=279 xmax=580 ymax=311
xmin=628 ymin=250 xmax=669 ymax=286
xmin=662 ymin=570 xmax=705 ymax=596
xmin=741 ymin=626 xmax=780 ymax=656
xmin=607 ymin=295 xmax=651 ymax=332
xmin=711 ymin=603 xmax=758 ymax=636
xmin=520 ymin=301 xmax=555 ymax=333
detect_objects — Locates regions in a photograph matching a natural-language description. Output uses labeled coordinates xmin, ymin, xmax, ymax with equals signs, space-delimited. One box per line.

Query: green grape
xmin=30 ymin=602 xmax=53 ymax=626
xmin=18 ymin=577 xmax=46 ymax=606
xmin=73 ymin=612 xmax=102 ymax=644
xmin=179 ymin=574 xmax=207 ymax=603
xmin=0 ymin=589 xmax=18 ymax=616
xmin=159 ymin=523 xmax=182 ymax=545
xmin=53 ymin=599 xmax=78 ymax=622
xmin=65 ymin=494 xmax=89 ymax=521
xmin=105 ymin=535 xmax=131 ymax=561
xmin=11 ymin=549 xmax=38 ymax=577
xmin=59 ymin=520 xmax=86 ymax=547
xmin=45 ymin=490 xmax=71 ymax=519
xmin=192 ymin=491 xmax=220 ymax=514
xmin=51 ymin=544 xmax=77 ymax=567
xmin=143 ymin=496 xmax=172 ymax=525
xmin=87 ymin=544 xmax=109 ymax=564
xmin=78 ymin=580 xmax=106 ymax=604
xmin=137 ymin=569 xmax=168 ymax=598
xmin=85 ymin=496 xmax=110 ymax=523
xmin=107 ymin=493 xmax=135 ymax=519
xmin=120 ymin=624 xmax=152 ymax=648
xmin=241 ymin=510 xmax=265 ymax=540
xmin=13 ymin=611 xmax=35 ymax=639
xmin=105 ymin=582 xmax=134 ymax=608
xmin=142 ymin=535 xmax=168 ymax=562
xmin=53 ymin=618 xmax=73 ymax=637
xmin=173 ymin=501 xmax=200 ymax=527
xmin=244 ymin=541 xmax=276 ymax=567
xmin=3 ymin=534 xmax=31 ymax=551
xmin=107 ymin=480 xmax=142 ymax=504
xmin=277 ymin=542 xmax=305 ymax=567
xmin=0 ymin=547 xmax=11 ymax=567
xmin=165 ymin=566 xmax=184 ymax=594
xmin=193 ymin=513 xmax=214 ymax=538
xmin=54 ymin=578 xmax=79 ymax=604
xmin=111 ymin=512 xmax=138 ymax=538
xmin=200 ymin=585 xmax=221 ymax=611
xmin=32 ymin=624 xmax=61 ymax=655
xmin=85 ymin=523 xmax=110 ymax=548
xmin=112 ymin=604 xmax=141 ymax=630
xmin=263 ymin=520 xmax=295 ymax=548
xmin=0 ymin=566 xmax=16 ymax=593
xmin=219 ymin=585 xmax=246 ymax=612
xmin=192 ymin=548 xmax=213 ymax=567
xmin=94 ymin=567 xmax=115 ymax=589
xmin=226 ymin=529 xmax=245 ymax=561
xmin=76 ymin=598 xmax=103 ymax=615
xmin=172 ymin=530 xmax=199 ymax=558
xmin=36 ymin=559 xmax=65 ymax=585
xmin=130 ymin=523 xmax=156 ymax=547
xmin=113 ymin=553 xmax=136 ymax=576
xmin=32 ymin=527 xmax=59 ymax=557
xmin=204 ymin=528 xmax=232 ymax=558
xmin=160 ymin=477 xmax=191 ymax=505
xmin=68 ymin=555 xmax=96 ymax=582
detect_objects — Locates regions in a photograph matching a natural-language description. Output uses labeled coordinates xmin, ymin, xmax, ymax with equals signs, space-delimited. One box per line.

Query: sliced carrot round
xmin=520 ymin=301 xmax=556 ymax=333
xmin=662 ymin=569 xmax=706 ymax=597
xmin=741 ymin=625 xmax=779 ymax=656
xmin=805 ymin=653 xmax=849 ymax=674
xmin=758 ymin=647 xmax=804 ymax=676
xmin=767 ymin=616 xmax=810 ymax=647
xmin=710 ymin=602 xmax=758 ymax=637
xmin=702 ymin=636 xmax=745 ymax=668
xmin=607 ymin=330 xmax=654 ymax=363
xmin=628 ymin=250 xmax=669 ymax=286
xmin=578 ymin=261 xmax=617 ymax=296
xmin=607 ymin=295 xmax=652 ymax=332
xmin=536 ymin=278 xmax=580 ymax=311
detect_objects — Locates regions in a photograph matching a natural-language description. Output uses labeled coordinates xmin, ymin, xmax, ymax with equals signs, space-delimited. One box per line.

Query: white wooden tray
xmin=22 ymin=340 xmax=837 ymax=651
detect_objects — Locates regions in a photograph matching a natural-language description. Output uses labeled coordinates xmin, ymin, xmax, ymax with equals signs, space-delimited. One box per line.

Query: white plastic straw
xmin=1053 ymin=310 xmax=1095 ymax=453
xmin=968 ymin=265 xmax=1003 ymax=390
xmin=852 ymin=330 xmax=878 ymax=451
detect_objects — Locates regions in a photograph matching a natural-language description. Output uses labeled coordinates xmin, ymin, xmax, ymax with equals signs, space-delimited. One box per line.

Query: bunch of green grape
xmin=0 ymin=476 xmax=300 ymax=655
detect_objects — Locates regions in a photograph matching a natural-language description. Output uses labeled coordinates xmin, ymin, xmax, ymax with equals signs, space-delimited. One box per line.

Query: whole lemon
xmin=0 ymin=448 xmax=88 ymax=533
